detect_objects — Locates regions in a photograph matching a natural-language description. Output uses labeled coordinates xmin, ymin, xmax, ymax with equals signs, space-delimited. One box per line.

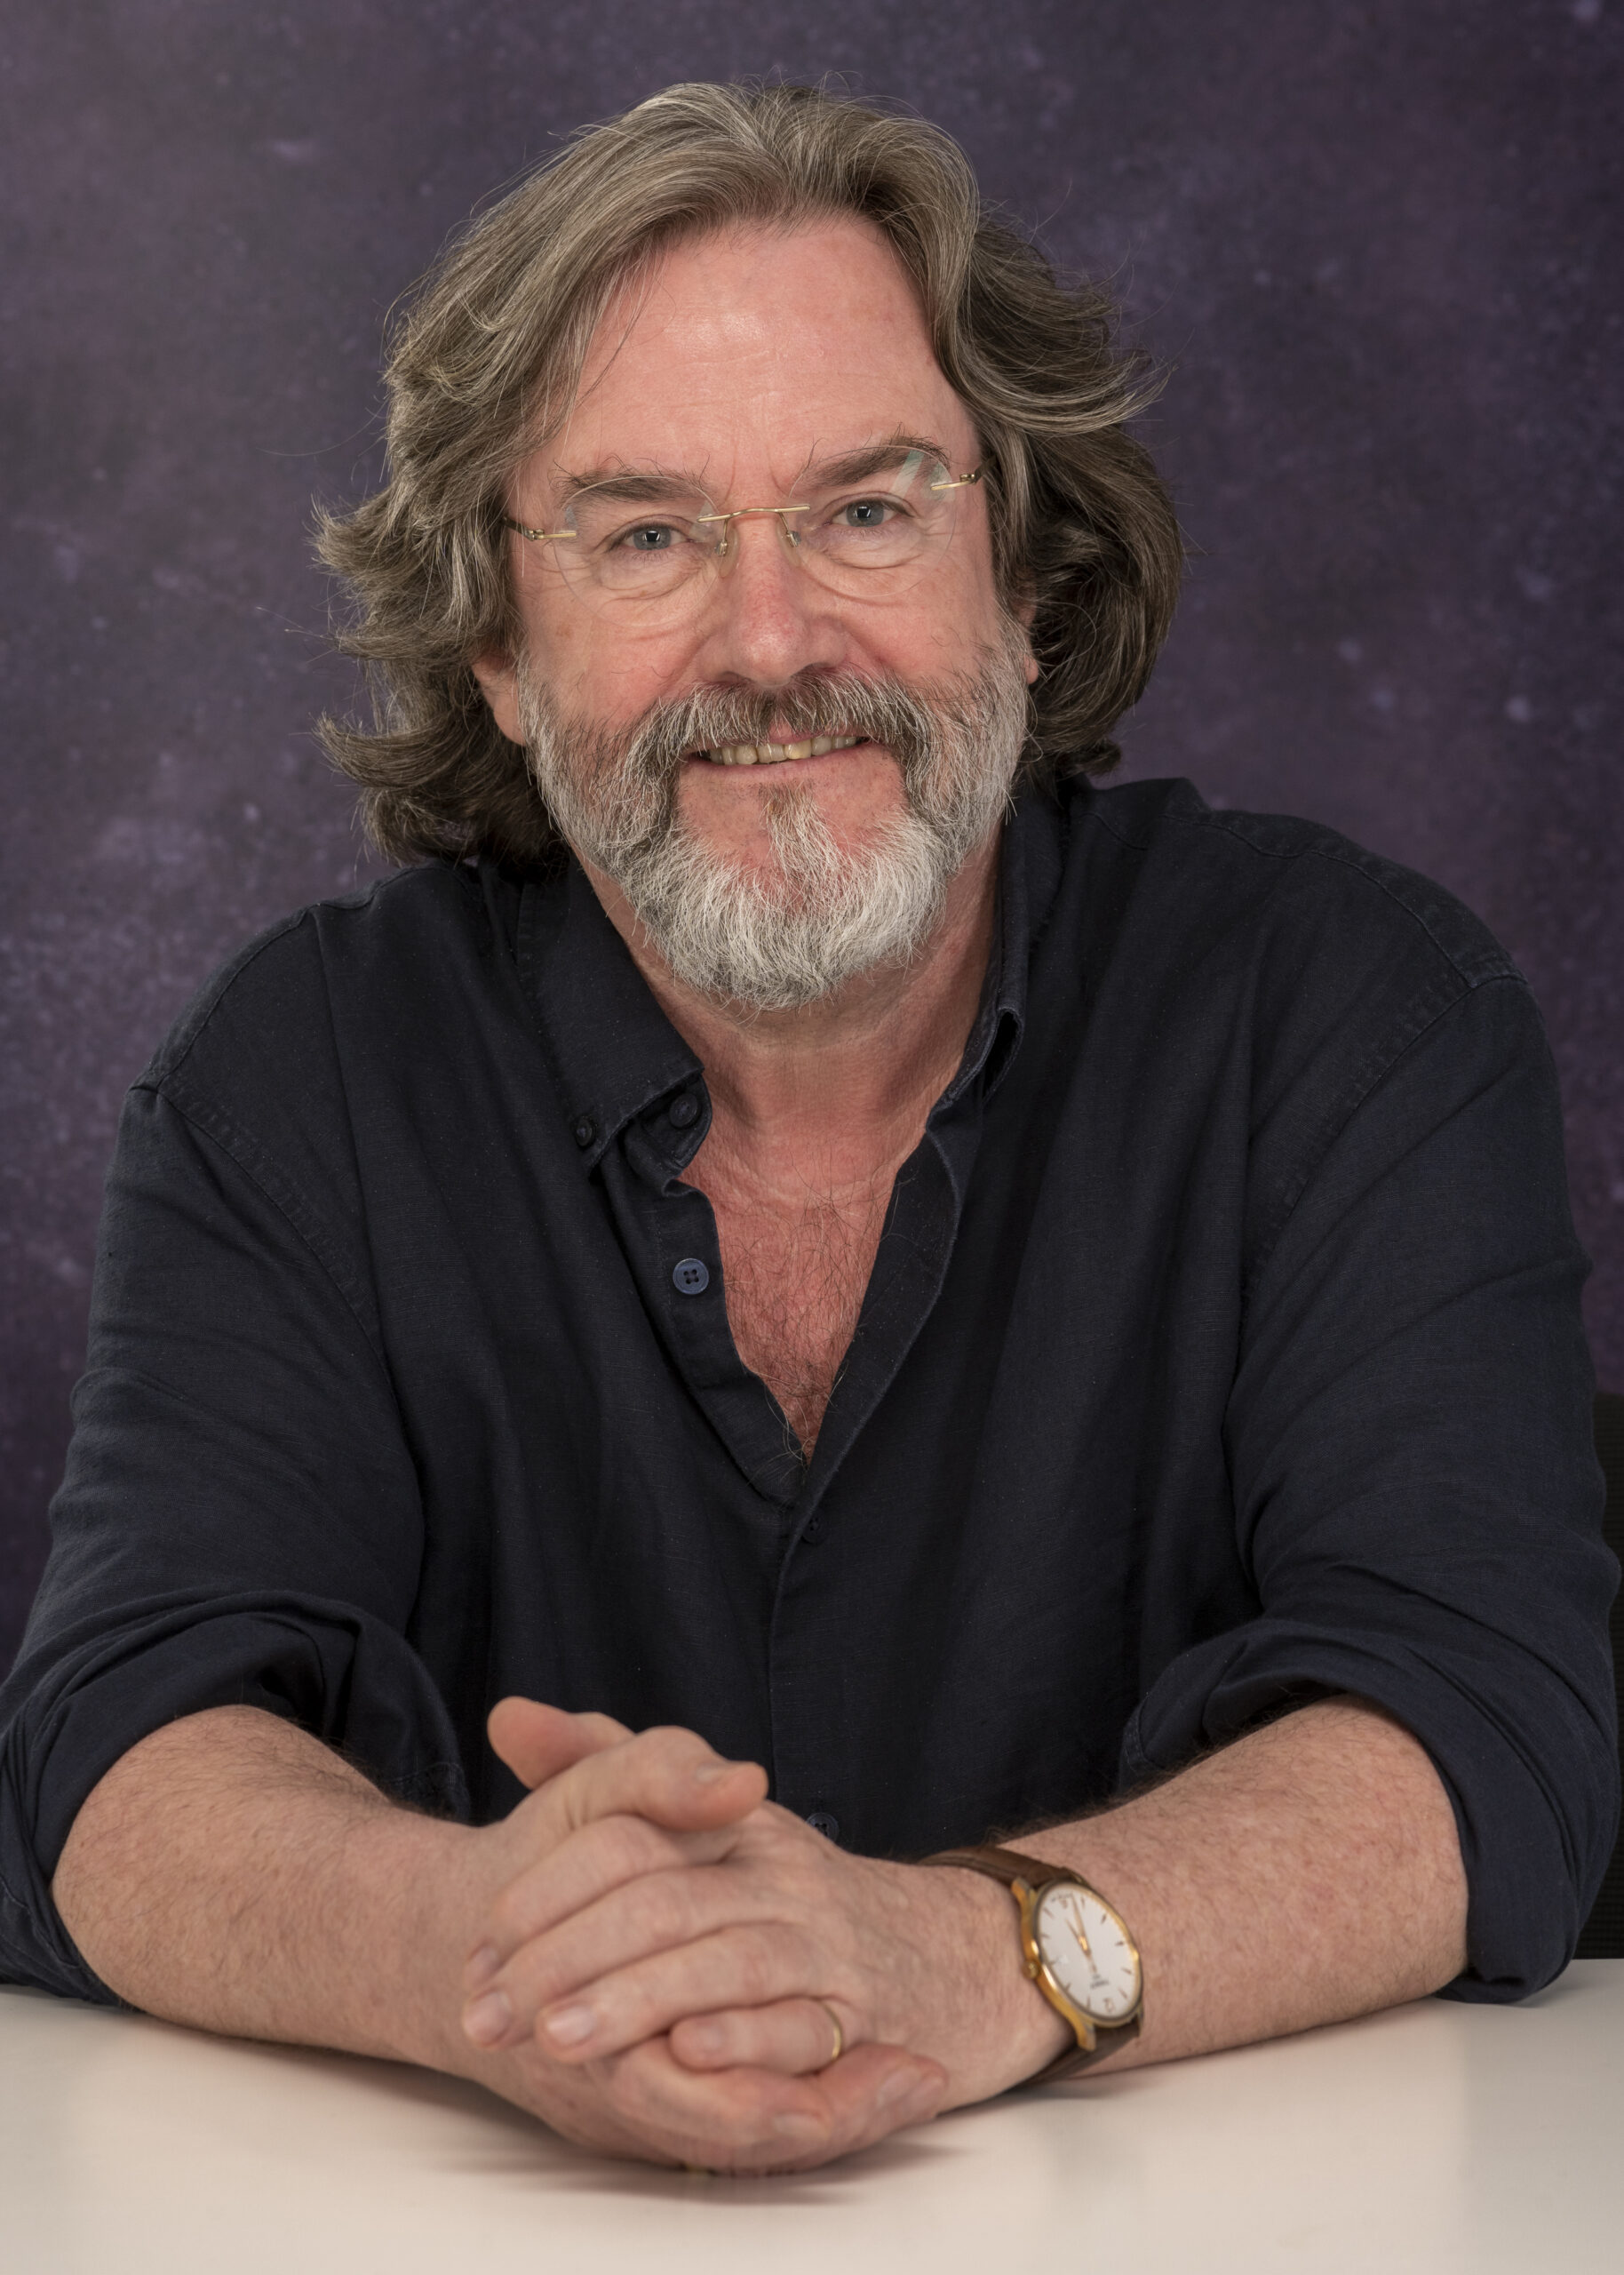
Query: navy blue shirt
xmin=1 ymin=778 xmax=1615 ymax=2003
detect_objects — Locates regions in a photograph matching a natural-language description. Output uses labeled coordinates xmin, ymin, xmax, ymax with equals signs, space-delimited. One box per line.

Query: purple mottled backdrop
xmin=2 ymin=2 xmax=1620 ymax=1665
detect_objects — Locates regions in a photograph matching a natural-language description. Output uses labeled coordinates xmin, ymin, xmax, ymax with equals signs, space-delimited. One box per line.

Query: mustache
xmin=618 ymin=668 xmax=940 ymax=785
xmin=514 ymin=625 xmax=1033 ymax=882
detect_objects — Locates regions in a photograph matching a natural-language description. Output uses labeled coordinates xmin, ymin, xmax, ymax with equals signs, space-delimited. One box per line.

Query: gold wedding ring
xmin=817 ymin=2000 xmax=844 ymax=2066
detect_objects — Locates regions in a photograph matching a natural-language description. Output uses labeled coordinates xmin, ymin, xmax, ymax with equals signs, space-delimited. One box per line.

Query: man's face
xmin=477 ymin=217 xmax=1037 ymax=1004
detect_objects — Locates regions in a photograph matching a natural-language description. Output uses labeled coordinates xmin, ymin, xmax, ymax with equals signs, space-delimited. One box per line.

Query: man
xmin=0 ymin=84 xmax=1615 ymax=2174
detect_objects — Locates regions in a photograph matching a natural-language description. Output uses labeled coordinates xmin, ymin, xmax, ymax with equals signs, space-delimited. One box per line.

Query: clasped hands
xmin=449 ymin=1699 xmax=1067 ymax=2171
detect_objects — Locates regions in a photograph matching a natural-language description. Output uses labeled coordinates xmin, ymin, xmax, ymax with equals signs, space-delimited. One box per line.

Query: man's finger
xmin=467 ymin=1891 xmax=807 ymax=2056
xmin=461 ymin=1816 xmax=742 ymax=2000
xmin=669 ymin=1997 xmax=850 ymax=2076
xmin=487 ymin=1697 xmax=631 ymax=1792
xmin=465 ymin=1811 xmax=743 ymax=1997
xmin=465 ymin=1728 xmax=769 ymax=1997
xmin=668 ymin=1998 xmax=847 ymax=2077
xmin=527 ymin=1921 xmax=821 ymax=2064
xmin=468 ymin=1832 xmax=806 ymax=2046
xmin=530 ymin=1724 xmax=766 ymax=1849
xmin=600 ymin=2038 xmax=947 ymax=2175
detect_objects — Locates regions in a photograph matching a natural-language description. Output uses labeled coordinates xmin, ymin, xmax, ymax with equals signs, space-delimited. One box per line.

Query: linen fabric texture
xmin=1 ymin=778 xmax=1615 ymax=2004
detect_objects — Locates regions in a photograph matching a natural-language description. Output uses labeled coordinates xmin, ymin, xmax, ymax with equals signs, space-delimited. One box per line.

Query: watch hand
xmin=1059 ymin=1891 xmax=1095 ymax=1960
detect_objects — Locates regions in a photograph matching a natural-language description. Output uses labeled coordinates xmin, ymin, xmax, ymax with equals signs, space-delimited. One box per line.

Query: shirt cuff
xmin=0 ymin=1593 xmax=469 ymax=1999
xmin=1117 ymin=1618 xmax=1619 ymax=2001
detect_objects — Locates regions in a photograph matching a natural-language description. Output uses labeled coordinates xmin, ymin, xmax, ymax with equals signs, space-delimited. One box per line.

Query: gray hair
xmin=316 ymin=80 xmax=1183 ymax=866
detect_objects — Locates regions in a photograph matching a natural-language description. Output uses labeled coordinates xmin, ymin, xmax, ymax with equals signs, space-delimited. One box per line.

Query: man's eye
xmin=834 ymin=498 xmax=897 ymax=530
xmin=619 ymin=523 xmax=681 ymax=553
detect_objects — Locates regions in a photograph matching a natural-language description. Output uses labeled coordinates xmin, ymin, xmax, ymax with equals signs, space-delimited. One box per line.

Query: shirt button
xmin=805 ymin=1811 xmax=840 ymax=1842
xmin=672 ymin=1257 xmax=711 ymax=1296
xmin=572 ymin=1117 xmax=595 ymax=1149
xmin=668 ymin=1091 xmax=700 ymax=1130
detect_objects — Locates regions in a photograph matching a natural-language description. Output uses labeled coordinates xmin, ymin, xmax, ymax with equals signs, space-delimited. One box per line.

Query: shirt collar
xmin=506 ymin=786 xmax=1065 ymax=1169
xmin=937 ymin=784 xmax=1065 ymax=1112
xmin=513 ymin=856 xmax=700 ymax=1172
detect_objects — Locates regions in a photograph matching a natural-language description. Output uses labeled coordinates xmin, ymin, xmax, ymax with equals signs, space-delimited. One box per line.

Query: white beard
xmin=515 ymin=621 xmax=1031 ymax=1012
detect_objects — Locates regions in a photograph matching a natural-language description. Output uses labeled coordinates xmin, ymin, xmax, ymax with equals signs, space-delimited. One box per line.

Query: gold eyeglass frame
xmin=500 ymin=464 xmax=983 ymax=550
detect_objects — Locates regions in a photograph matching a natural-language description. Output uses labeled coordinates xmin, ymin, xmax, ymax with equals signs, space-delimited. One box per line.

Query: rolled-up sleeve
xmin=0 ymin=1078 xmax=466 ymax=2000
xmin=1120 ymin=970 xmax=1619 ymax=1999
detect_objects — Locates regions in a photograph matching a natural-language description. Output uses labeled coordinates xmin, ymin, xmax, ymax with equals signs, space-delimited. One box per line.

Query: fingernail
xmin=463 ymin=1944 xmax=499 ymax=1991
xmin=879 ymin=2066 xmax=930 ymax=2110
xmin=462 ymin=1988 xmax=513 ymax=2047
xmin=692 ymin=1759 xmax=736 ymax=1784
xmin=773 ymin=2110 xmax=826 ymax=2143
xmin=543 ymin=2002 xmax=598 ymax=2048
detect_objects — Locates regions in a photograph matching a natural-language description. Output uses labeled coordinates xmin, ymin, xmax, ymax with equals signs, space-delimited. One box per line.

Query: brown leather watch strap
xmin=927 ymin=1842 xmax=1072 ymax=1888
xmin=924 ymin=1843 xmax=1142 ymax=2086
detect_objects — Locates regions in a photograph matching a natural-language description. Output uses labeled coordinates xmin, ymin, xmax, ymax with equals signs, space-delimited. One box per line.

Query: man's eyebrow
xmin=552 ymin=468 xmax=700 ymax=506
xmin=799 ymin=435 xmax=951 ymax=488
xmin=549 ymin=435 xmax=953 ymax=507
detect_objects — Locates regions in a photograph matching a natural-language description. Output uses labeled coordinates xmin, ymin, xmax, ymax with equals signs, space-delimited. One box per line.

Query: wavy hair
xmin=316 ymin=81 xmax=1183 ymax=865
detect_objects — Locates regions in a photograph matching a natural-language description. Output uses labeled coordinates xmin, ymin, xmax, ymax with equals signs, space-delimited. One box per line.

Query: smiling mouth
xmin=698 ymin=732 xmax=868 ymax=768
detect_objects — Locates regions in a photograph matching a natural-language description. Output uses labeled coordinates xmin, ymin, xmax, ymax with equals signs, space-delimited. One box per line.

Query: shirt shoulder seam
xmin=147 ymin=870 xmax=435 ymax=1091
xmin=1088 ymin=794 xmax=1519 ymax=988
xmin=1246 ymin=968 xmax=1533 ymax=1290
xmin=145 ymin=908 xmax=316 ymax=1090
xmin=136 ymin=1078 xmax=389 ymax=1373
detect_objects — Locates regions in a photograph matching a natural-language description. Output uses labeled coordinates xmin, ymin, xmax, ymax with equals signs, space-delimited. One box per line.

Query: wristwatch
xmin=927 ymin=1843 xmax=1143 ymax=2083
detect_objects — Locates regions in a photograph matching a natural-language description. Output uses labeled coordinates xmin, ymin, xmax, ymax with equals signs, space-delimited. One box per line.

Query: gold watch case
xmin=925 ymin=1843 xmax=1144 ymax=2079
xmin=1010 ymin=1870 xmax=1144 ymax=2055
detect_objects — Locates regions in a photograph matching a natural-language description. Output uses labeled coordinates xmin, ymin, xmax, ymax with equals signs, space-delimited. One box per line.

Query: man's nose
xmin=692 ymin=512 xmax=850 ymax=685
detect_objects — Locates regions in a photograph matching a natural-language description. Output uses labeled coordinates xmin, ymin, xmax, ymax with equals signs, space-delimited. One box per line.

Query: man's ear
xmin=471 ymin=649 xmax=525 ymax=746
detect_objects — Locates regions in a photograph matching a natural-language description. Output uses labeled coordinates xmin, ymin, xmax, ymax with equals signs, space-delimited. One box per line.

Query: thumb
xmin=488 ymin=1696 xmax=632 ymax=1792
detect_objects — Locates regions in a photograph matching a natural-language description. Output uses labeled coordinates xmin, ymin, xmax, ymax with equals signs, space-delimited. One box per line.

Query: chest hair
xmin=708 ymin=1184 xmax=892 ymax=1457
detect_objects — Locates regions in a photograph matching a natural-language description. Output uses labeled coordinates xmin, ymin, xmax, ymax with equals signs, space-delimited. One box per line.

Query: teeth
xmin=703 ymin=733 xmax=863 ymax=766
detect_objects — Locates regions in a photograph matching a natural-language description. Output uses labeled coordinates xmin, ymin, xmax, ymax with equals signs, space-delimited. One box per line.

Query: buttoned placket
xmin=513 ymin=802 xmax=1060 ymax=1824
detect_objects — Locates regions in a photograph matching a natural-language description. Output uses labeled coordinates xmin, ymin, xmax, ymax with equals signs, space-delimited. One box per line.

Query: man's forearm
xmin=1014 ymin=1696 xmax=1469 ymax=2069
xmin=46 ymin=1701 xmax=943 ymax=2172
xmin=450 ymin=1694 xmax=1471 ymax=2112
xmin=51 ymin=1705 xmax=478 ymax=2071
xmin=49 ymin=1692 xmax=1471 ymax=2162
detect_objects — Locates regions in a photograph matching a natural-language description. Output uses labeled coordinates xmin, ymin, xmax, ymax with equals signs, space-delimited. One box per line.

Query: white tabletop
xmin=3 ymin=1964 xmax=1620 ymax=2274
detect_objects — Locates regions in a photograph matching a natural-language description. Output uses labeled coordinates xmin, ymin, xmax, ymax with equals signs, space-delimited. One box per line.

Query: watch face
xmin=1035 ymin=1883 xmax=1142 ymax=2024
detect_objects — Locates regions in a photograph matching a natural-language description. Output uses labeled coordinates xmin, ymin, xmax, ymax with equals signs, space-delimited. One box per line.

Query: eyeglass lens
xmin=542 ymin=450 xmax=972 ymax=618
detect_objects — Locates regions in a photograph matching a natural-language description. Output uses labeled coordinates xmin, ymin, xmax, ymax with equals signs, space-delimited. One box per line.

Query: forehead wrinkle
xmin=532 ymin=224 xmax=969 ymax=512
